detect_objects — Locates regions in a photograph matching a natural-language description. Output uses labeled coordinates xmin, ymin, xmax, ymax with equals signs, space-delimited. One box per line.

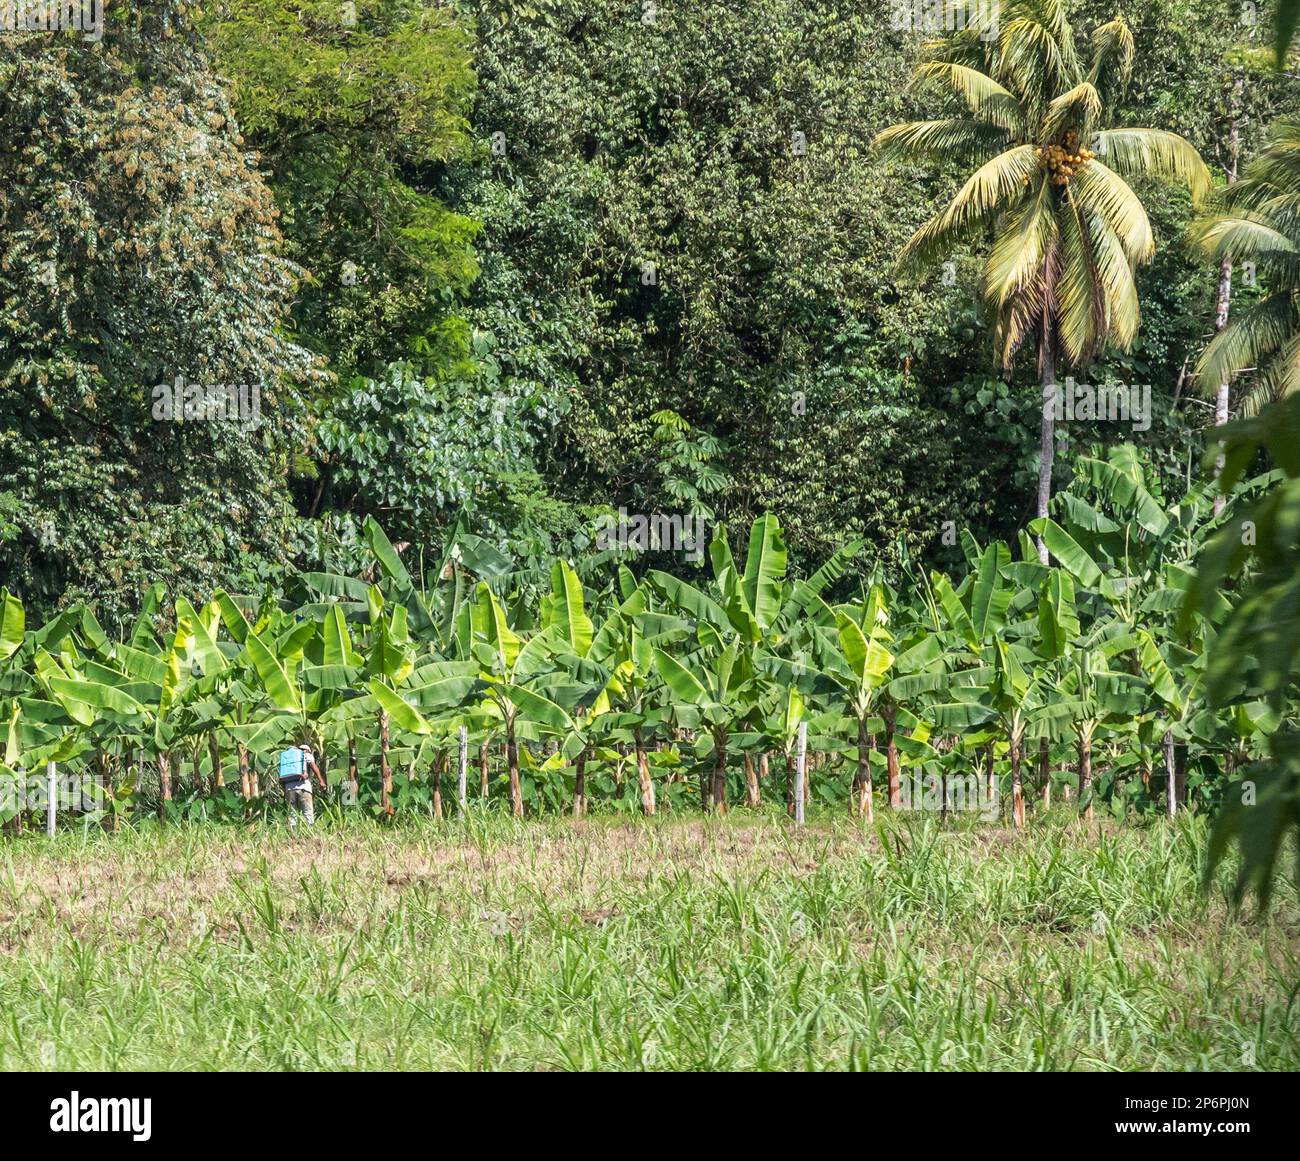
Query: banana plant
xmin=467 ymin=582 xmax=577 ymax=816
xmin=653 ymin=631 xmax=758 ymax=812
xmin=805 ymin=585 xmax=895 ymax=821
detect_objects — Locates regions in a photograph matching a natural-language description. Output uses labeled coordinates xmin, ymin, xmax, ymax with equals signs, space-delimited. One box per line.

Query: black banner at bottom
xmin=1 ymin=1069 xmax=1289 ymax=1148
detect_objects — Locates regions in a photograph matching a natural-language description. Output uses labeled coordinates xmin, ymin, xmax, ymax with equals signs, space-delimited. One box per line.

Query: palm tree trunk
xmin=743 ymin=751 xmax=760 ymax=807
xmin=1213 ymin=107 xmax=1240 ymax=517
xmin=634 ymin=726 xmax=656 ymax=816
xmin=1036 ymin=334 xmax=1057 ymax=563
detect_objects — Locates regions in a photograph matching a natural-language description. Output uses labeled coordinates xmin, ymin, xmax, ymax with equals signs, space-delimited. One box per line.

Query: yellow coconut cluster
xmin=1035 ymin=131 xmax=1096 ymax=188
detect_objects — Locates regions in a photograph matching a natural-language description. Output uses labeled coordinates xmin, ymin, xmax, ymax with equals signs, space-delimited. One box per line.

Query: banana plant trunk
xmin=158 ymin=750 xmax=172 ymax=819
xmin=634 ymin=726 xmax=656 ymax=816
xmin=347 ymin=737 xmax=358 ymax=803
xmin=208 ymin=733 xmax=223 ymax=790
xmin=97 ymin=749 xmax=114 ymax=831
xmin=479 ymin=740 xmax=490 ymax=798
xmin=1078 ymin=730 xmax=1094 ymax=821
xmin=743 ymin=752 xmax=760 ymax=807
xmin=884 ymin=704 xmax=901 ymax=808
xmin=710 ymin=728 xmax=727 ymax=813
xmin=432 ymin=751 xmax=445 ymax=820
xmin=507 ymin=729 xmax=523 ymax=817
xmin=1010 ymin=735 xmax=1025 ymax=829
xmin=856 ymin=717 xmax=874 ymax=822
xmin=379 ymin=709 xmax=393 ymax=816
xmin=237 ymin=742 xmax=251 ymax=802
xmin=573 ymin=749 xmax=586 ymax=818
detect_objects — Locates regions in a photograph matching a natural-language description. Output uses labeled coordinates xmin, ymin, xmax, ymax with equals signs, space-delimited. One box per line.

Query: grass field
xmin=1 ymin=810 xmax=1297 ymax=1071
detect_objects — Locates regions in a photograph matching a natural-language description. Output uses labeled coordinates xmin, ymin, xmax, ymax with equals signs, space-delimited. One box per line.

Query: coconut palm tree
xmin=1192 ymin=120 xmax=1300 ymax=417
xmin=874 ymin=1 xmax=1209 ymax=560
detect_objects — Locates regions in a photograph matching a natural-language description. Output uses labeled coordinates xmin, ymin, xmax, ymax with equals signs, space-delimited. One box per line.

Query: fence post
xmin=46 ymin=759 xmax=56 ymax=838
xmin=457 ymin=725 xmax=469 ymax=814
xmin=794 ymin=723 xmax=807 ymax=827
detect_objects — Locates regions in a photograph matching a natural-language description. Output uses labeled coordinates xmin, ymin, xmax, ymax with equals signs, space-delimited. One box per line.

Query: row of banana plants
xmin=0 ymin=445 xmax=1285 ymax=829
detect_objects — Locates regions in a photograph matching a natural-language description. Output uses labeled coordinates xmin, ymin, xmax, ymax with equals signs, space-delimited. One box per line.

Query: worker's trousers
xmin=285 ymin=782 xmax=315 ymax=828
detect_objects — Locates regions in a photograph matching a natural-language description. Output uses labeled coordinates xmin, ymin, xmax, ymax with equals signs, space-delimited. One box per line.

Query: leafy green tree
xmin=204 ymin=0 xmax=478 ymax=377
xmin=0 ymin=7 xmax=321 ymax=622
xmin=454 ymin=0 xmax=1013 ymax=569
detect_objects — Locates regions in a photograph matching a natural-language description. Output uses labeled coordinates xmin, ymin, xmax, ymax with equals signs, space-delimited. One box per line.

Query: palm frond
xmin=994 ymin=236 xmax=1058 ymax=369
xmin=873 ymin=118 xmax=1011 ymax=166
xmin=1092 ymin=128 xmax=1212 ymax=206
xmin=1087 ymin=17 xmax=1134 ymax=103
xmin=1236 ymin=333 xmax=1300 ymax=416
xmin=1056 ymin=188 xmax=1105 ymax=365
xmin=1072 ymin=160 xmax=1154 ymax=263
xmin=1087 ymin=213 xmax=1141 ymax=350
xmin=913 ymin=61 xmax=1027 ymax=135
xmin=984 ymin=172 xmax=1056 ymax=305
xmin=1188 ymin=215 xmax=1298 ymax=266
xmin=1040 ymin=81 xmax=1102 ymax=144
xmin=1194 ymin=292 xmax=1300 ymax=396
xmin=897 ymin=145 xmax=1040 ymax=274
xmin=998 ymin=18 xmax=1067 ymax=113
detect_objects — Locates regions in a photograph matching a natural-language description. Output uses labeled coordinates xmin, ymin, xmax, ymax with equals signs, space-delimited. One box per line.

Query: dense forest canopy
xmin=0 ymin=1 xmax=1294 ymax=621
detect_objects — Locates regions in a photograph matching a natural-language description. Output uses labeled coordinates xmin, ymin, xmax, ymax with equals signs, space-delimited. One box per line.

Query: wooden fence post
xmin=794 ymin=723 xmax=807 ymax=827
xmin=458 ymin=725 xmax=468 ymax=814
xmin=46 ymin=759 xmax=56 ymax=838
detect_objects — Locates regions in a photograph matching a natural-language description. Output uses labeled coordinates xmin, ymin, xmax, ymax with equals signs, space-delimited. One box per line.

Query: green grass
xmin=0 ymin=809 xmax=1297 ymax=1070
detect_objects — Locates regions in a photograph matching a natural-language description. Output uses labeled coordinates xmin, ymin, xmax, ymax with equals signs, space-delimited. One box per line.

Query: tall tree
xmin=1192 ymin=119 xmax=1300 ymax=416
xmin=875 ymin=1 xmax=1209 ymax=560
xmin=0 ymin=4 xmax=320 ymax=624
